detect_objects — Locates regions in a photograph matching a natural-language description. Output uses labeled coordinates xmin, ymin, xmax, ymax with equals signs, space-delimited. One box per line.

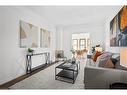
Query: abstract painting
xmin=20 ymin=20 xmax=38 ymax=48
xmin=110 ymin=6 xmax=127 ymax=47
xmin=40 ymin=28 xmax=50 ymax=48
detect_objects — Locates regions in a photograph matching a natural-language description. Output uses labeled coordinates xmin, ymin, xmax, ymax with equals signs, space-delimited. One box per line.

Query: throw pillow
xmin=110 ymin=58 xmax=118 ymax=65
xmin=92 ymin=51 xmax=102 ymax=62
xmin=97 ymin=56 xmax=110 ymax=67
xmin=112 ymin=53 xmax=120 ymax=59
xmin=104 ymin=58 xmax=115 ymax=68
xmin=99 ymin=52 xmax=112 ymax=59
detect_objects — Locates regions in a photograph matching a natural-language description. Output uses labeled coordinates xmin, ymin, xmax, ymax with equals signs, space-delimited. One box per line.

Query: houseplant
xmin=27 ymin=48 xmax=34 ymax=55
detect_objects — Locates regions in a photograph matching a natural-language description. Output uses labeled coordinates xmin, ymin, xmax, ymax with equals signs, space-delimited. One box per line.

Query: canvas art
xmin=20 ymin=20 xmax=38 ymax=48
xmin=110 ymin=6 xmax=127 ymax=47
xmin=40 ymin=28 xmax=50 ymax=48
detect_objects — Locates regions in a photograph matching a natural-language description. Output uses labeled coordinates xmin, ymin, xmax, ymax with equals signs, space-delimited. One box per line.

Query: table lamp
xmin=95 ymin=47 xmax=103 ymax=52
xmin=120 ymin=48 xmax=127 ymax=68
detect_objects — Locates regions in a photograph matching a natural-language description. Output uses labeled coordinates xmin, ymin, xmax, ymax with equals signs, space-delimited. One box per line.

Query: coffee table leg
xmin=73 ymin=70 xmax=74 ymax=84
xmin=77 ymin=64 xmax=78 ymax=74
xmin=79 ymin=63 xmax=80 ymax=70
xmin=55 ymin=67 xmax=57 ymax=80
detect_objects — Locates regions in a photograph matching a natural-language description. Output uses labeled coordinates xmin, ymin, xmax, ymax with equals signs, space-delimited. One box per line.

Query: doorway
xmin=72 ymin=33 xmax=90 ymax=59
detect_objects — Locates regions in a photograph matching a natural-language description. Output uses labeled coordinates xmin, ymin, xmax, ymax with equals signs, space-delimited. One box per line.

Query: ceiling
xmin=27 ymin=6 xmax=122 ymax=26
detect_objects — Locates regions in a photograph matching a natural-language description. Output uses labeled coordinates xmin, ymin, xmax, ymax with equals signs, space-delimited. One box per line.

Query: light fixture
xmin=120 ymin=48 xmax=127 ymax=68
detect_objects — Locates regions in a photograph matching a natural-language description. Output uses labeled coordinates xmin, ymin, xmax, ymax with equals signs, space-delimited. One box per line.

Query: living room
xmin=0 ymin=1 xmax=127 ymax=92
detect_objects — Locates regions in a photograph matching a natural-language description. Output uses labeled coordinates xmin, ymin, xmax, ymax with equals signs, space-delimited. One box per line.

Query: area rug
xmin=9 ymin=60 xmax=86 ymax=89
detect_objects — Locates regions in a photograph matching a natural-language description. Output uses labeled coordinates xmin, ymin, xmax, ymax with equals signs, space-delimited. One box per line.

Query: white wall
xmin=72 ymin=33 xmax=89 ymax=39
xmin=0 ymin=13 xmax=2 ymax=83
xmin=61 ymin=23 xmax=105 ymax=58
xmin=56 ymin=26 xmax=63 ymax=50
xmin=0 ymin=7 xmax=56 ymax=85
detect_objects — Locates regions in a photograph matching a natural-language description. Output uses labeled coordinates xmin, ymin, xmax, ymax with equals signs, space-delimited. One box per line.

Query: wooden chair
xmin=75 ymin=49 xmax=88 ymax=59
xmin=55 ymin=50 xmax=67 ymax=61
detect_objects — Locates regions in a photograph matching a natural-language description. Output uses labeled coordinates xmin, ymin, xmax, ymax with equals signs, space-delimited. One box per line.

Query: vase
xmin=72 ymin=56 xmax=76 ymax=64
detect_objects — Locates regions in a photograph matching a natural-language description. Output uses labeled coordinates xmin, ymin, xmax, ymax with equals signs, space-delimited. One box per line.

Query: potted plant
xmin=27 ymin=48 xmax=34 ymax=55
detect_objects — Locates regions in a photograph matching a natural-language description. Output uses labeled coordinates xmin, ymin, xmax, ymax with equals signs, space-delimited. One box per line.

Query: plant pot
xmin=28 ymin=52 xmax=33 ymax=55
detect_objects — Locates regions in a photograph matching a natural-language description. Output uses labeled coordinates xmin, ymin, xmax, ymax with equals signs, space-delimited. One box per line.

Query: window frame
xmin=79 ymin=39 xmax=86 ymax=50
xmin=72 ymin=39 xmax=78 ymax=50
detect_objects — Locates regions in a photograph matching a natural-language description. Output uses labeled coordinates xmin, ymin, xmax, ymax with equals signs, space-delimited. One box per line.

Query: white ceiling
xmin=27 ymin=6 xmax=122 ymax=26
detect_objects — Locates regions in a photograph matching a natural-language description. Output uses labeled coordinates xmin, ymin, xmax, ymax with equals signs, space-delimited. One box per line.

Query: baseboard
xmin=0 ymin=61 xmax=57 ymax=89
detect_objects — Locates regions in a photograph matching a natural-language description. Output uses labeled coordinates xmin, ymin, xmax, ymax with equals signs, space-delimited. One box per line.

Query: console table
xmin=26 ymin=52 xmax=50 ymax=73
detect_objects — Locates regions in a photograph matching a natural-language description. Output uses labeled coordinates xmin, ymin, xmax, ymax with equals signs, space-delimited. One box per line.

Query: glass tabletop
xmin=56 ymin=61 xmax=78 ymax=71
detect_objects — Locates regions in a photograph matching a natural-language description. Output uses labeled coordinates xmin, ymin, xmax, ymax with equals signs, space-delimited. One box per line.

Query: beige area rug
xmin=9 ymin=60 xmax=86 ymax=89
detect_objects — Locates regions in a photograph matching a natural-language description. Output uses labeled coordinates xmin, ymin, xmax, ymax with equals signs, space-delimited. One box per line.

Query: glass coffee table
xmin=55 ymin=60 xmax=80 ymax=84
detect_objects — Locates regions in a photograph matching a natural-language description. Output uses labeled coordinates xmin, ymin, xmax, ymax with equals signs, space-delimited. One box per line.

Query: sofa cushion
xmin=92 ymin=51 xmax=102 ymax=62
xmin=104 ymin=59 xmax=115 ymax=68
xmin=95 ymin=52 xmax=112 ymax=67
xmin=110 ymin=58 xmax=118 ymax=65
xmin=112 ymin=53 xmax=120 ymax=59
xmin=97 ymin=56 xmax=110 ymax=67
xmin=99 ymin=52 xmax=112 ymax=59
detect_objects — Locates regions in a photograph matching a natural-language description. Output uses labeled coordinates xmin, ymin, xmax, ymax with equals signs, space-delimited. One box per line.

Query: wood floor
xmin=0 ymin=62 xmax=57 ymax=89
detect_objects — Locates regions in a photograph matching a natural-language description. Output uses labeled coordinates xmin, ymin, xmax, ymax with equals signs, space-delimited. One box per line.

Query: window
xmin=72 ymin=33 xmax=90 ymax=52
xmin=79 ymin=39 xmax=86 ymax=50
xmin=72 ymin=39 xmax=78 ymax=50
xmin=87 ymin=39 xmax=90 ymax=49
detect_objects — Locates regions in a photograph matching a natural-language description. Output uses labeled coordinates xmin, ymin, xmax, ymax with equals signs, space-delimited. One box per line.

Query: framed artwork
xmin=20 ymin=20 xmax=38 ymax=48
xmin=110 ymin=6 xmax=127 ymax=47
xmin=40 ymin=28 xmax=50 ymax=48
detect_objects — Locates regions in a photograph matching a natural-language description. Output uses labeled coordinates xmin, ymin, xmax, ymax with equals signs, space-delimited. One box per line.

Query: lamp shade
xmin=95 ymin=47 xmax=102 ymax=52
xmin=120 ymin=48 xmax=127 ymax=68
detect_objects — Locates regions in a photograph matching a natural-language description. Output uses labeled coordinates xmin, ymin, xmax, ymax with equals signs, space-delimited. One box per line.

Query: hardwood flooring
xmin=0 ymin=62 xmax=57 ymax=89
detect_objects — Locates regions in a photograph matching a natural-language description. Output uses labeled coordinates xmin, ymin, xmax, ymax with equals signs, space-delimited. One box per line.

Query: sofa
xmin=84 ymin=53 xmax=127 ymax=89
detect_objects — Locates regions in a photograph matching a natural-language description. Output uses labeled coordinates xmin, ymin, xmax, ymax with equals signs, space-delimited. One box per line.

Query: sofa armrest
xmin=84 ymin=66 xmax=127 ymax=89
